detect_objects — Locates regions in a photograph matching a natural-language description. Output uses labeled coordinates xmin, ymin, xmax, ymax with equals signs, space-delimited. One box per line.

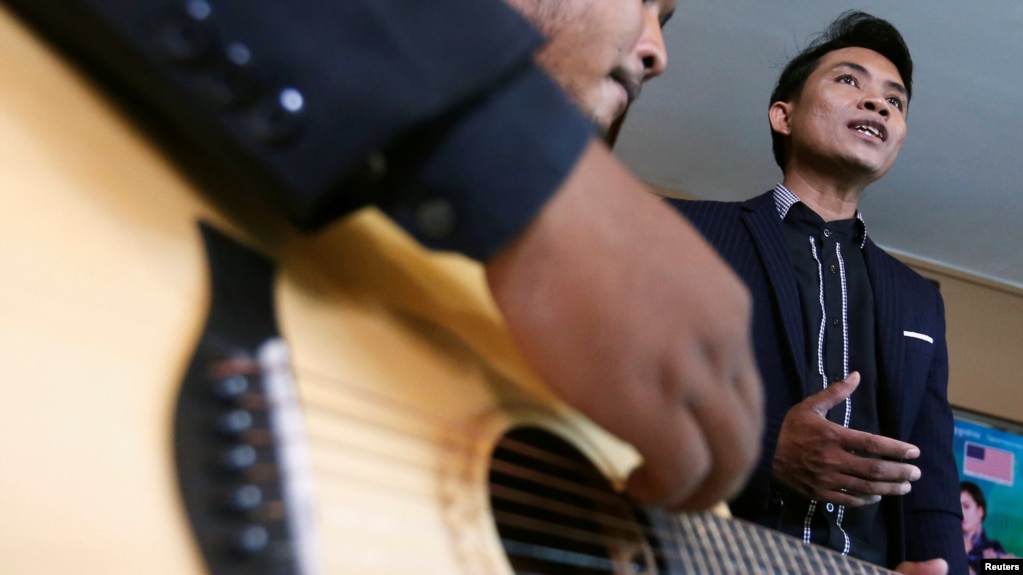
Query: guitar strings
xmin=206 ymin=329 xmax=878 ymax=574
xmin=213 ymin=351 xmax=887 ymax=568
xmin=292 ymin=367 xmax=705 ymax=570
xmin=296 ymin=369 xmax=885 ymax=575
xmin=280 ymin=366 xmax=889 ymax=575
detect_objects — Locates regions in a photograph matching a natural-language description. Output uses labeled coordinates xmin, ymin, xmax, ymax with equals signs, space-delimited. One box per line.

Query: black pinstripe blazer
xmin=671 ymin=190 xmax=966 ymax=573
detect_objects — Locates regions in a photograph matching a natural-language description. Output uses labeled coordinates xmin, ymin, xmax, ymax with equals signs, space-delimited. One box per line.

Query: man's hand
xmin=773 ymin=372 xmax=921 ymax=507
xmin=895 ymin=559 xmax=948 ymax=575
xmin=485 ymin=140 xmax=763 ymax=510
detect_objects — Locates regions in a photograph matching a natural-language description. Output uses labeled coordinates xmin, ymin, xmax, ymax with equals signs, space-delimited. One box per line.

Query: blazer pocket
xmin=903 ymin=330 xmax=934 ymax=344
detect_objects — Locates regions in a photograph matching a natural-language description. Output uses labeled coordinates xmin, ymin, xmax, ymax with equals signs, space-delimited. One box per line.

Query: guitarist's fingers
xmin=625 ymin=342 xmax=762 ymax=510
xmin=668 ymin=352 xmax=763 ymax=510
xmin=624 ymin=403 xmax=712 ymax=507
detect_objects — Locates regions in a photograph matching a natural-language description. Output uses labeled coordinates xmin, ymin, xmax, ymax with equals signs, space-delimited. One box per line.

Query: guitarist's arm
xmin=486 ymin=140 xmax=763 ymax=510
xmin=364 ymin=0 xmax=765 ymax=508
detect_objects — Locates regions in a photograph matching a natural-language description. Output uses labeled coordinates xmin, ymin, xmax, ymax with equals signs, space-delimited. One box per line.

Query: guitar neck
xmin=660 ymin=511 xmax=894 ymax=575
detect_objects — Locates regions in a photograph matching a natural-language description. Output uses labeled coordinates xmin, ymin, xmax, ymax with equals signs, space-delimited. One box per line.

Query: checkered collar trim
xmin=772 ymin=184 xmax=868 ymax=249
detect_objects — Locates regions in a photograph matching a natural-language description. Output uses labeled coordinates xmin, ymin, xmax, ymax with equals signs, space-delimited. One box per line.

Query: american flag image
xmin=963 ymin=442 xmax=1015 ymax=486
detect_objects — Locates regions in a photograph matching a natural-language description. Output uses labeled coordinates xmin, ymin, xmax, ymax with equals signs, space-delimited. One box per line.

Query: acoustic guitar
xmin=0 ymin=7 xmax=898 ymax=574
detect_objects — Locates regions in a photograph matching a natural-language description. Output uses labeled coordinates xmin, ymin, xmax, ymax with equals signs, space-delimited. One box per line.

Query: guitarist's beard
xmin=604 ymin=105 xmax=629 ymax=148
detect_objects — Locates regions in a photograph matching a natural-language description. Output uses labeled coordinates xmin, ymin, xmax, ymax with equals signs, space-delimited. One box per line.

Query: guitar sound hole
xmin=489 ymin=427 xmax=662 ymax=574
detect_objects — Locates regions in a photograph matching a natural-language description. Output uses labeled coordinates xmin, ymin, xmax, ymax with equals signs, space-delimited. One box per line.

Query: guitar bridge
xmin=174 ymin=223 xmax=318 ymax=575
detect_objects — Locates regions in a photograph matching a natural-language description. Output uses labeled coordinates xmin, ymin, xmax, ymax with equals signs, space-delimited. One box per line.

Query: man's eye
xmin=837 ymin=74 xmax=857 ymax=86
xmin=647 ymin=0 xmax=674 ymax=28
xmin=887 ymin=97 xmax=904 ymax=110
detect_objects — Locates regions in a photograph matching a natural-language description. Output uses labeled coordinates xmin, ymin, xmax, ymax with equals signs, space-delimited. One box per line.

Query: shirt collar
xmin=772 ymin=184 xmax=868 ymax=248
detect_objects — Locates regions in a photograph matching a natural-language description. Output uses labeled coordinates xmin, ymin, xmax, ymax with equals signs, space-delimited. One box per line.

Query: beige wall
xmin=898 ymin=255 xmax=1023 ymax=423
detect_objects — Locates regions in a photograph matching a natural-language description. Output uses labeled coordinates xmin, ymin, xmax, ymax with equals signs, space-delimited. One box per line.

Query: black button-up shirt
xmin=773 ymin=184 xmax=887 ymax=565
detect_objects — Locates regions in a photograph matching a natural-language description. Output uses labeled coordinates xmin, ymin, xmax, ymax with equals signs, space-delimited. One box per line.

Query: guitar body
xmin=2 ymin=8 xmax=208 ymax=572
xmin=0 ymin=8 xmax=639 ymax=574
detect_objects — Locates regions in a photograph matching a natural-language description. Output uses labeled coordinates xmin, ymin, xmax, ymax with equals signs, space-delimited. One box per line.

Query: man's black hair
xmin=770 ymin=11 xmax=913 ymax=170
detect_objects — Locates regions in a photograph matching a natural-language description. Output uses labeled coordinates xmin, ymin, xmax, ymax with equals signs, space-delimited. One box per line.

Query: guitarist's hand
xmin=772 ymin=372 xmax=922 ymax=507
xmin=486 ymin=141 xmax=763 ymax=511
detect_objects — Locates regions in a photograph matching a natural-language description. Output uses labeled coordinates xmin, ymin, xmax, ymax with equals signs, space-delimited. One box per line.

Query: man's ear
xmin=769 ymin=101 xmax=793 ymax=136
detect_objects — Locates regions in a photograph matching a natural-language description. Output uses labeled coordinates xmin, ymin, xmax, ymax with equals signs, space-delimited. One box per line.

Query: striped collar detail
xmin=772 ymin=184 xmax=869 ymax=249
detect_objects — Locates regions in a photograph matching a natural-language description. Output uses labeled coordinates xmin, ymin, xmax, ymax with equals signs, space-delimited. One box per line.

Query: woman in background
xmin=961 ymin=481 xmax=1014 ymax=574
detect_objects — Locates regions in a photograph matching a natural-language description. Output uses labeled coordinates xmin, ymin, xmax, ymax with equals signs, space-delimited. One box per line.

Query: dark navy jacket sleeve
xmin=5 ymin=0 xmax=594 ymax=260
xmin=386 ymin=64 xmax=594 ymax=260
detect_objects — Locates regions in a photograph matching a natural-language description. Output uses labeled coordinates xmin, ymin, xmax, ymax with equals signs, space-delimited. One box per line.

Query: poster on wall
xmin=952 ymin=407 xmax=1023 ymax=573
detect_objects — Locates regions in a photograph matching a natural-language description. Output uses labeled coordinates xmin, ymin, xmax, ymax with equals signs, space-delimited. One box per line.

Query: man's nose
xmin=638 ymin=12 xmax=668 ymax=80
xmin=862 ymin=94 xmax=891 ymax=118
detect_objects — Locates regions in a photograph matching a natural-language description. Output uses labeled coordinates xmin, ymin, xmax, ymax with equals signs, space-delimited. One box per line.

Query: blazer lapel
xmin=740 ymin=192 xmax=807 ymax=389
xmin=863 ymin=239 xmax=908 ymax=440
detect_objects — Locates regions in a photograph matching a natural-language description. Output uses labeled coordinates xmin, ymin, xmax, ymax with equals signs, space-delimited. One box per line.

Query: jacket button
xmin=160 ymin=17 xmax=214 ymax=63
xmin=416 ymin=199 xmax=456 ymax=239
xmin=246 ymin=87 xmax=304 ymax=145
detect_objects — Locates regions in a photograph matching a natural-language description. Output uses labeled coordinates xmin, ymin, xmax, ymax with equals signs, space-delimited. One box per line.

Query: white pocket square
xmin=903 ymin=331 xmax=934 ymax=344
